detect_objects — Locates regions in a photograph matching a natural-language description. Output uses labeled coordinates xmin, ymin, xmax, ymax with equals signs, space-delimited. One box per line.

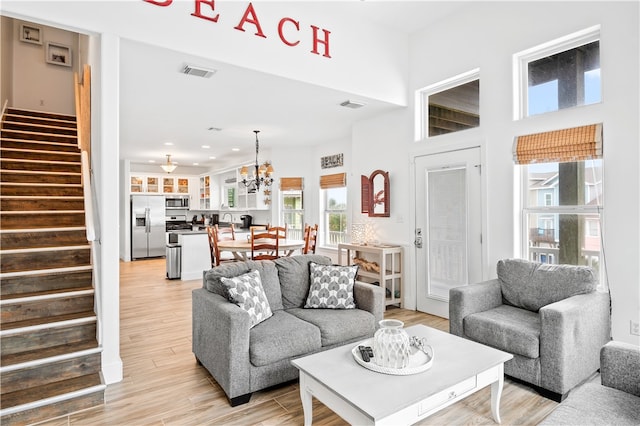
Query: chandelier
xmin=161 ymin=154 xmax=177 ymax=173
xmin=240 ymin=130 xmax=274 ymax=191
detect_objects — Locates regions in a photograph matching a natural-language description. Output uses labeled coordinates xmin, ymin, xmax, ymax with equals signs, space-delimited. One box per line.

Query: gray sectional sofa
xmin=192 ymin=254 xmax=385 ymax=406
xmin=540 ymin=341 xmax=640 ymax=425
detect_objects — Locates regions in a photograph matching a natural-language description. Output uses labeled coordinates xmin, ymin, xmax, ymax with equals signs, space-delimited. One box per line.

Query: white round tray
xmin=351 ymin=338 xmax=434 ymax=375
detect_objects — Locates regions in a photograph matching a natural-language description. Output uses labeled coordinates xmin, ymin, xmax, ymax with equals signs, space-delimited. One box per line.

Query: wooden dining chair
xmin=269 ymin=224 xmax=287 ymax=239
xmin=251 ymin=228 xmax=280 ymax=260
xmin=303 ymin=223 xmax=318 ymax=254
xmin=215 ymin=223 xmax=236 ymax=241
xmin=207 ymin=225 xmax=236 ymax=267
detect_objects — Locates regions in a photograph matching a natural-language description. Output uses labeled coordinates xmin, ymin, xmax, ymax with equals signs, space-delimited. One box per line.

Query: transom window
xmin=514 ymin=26 xmax=601 ymax=119
xmin=416 ymin=69 xmax=480 ymax=140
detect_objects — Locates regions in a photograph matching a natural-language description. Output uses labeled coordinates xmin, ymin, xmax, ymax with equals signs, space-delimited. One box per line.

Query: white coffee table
xmin=291 ymin=324 xmax=513 ymax=425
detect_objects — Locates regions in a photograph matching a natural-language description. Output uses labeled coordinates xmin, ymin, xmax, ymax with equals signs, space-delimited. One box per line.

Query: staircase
xmin=0 ymin=107 xmax=105 ymax=425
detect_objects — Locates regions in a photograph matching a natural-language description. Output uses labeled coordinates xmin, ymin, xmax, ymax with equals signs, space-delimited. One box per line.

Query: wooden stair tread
xmin=0 ymin=339 xmax=99 ymax=367
xmin=0 ymin=286 xmax=94 ymax=301
xmin=0 ymin=311 xmax=96 ymax=331
xmin=0 ymin=373 xmax=102 ymax=410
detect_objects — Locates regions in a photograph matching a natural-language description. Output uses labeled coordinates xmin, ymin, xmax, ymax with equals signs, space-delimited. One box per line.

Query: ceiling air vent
xmin=340 ymin=100 xmax=366 ymax=109
xmin=181 ymin=64 xmax=216 ymax=78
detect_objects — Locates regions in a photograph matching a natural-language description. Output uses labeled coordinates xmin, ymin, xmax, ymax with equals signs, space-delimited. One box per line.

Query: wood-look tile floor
xmin=36 ymin=258 xmax=558 ymax=425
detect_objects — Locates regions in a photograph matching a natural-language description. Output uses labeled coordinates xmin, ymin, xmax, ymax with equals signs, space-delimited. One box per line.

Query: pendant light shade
xmin=161 ymin=154 xmax=177 ymax=173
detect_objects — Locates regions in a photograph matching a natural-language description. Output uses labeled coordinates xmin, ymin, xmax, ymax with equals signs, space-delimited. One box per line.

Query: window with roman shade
xmin=280 ymin=177 xmax=304 ymax=239
xmin=518 ymin=123 xmax=604 ymax=288
xmin=320 ymin=172 xmax=347 ymax=247
xmin=280 ymin=177 xmax=303 ymax=191
xmin=319 ymin=172 xmax=346 ymax=189
xmin=513 ymin=123 xmax=603 ymax=164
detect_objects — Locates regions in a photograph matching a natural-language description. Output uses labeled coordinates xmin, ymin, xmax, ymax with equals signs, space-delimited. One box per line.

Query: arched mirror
xmin=368 ymin=170 xmax=390 ymax=217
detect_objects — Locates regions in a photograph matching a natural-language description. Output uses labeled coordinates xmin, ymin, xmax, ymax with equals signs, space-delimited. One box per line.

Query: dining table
xmin=217 ymin=238 xmax=306 ymax=261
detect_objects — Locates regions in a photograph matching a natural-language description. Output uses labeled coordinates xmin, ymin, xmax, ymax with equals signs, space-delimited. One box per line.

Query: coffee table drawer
xmin=418 ymin=376 xmax=477 ymax=415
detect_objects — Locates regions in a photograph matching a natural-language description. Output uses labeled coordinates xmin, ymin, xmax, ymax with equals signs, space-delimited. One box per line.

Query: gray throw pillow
xmin=497 ymin=258 xmax=597 ymax=312
xmin=304 ymin=262 xmax=357 ymax=309
xmin=220 ymin=269 xmax=273 ymax=327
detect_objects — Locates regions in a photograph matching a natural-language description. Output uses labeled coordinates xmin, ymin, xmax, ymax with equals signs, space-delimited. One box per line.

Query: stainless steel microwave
xmin=165 ymin=195 xmax=190 ymax=209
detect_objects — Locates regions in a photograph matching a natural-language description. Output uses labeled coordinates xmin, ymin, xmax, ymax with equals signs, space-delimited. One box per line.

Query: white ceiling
xmin=119 ymin=1 xmax=464 ymax=171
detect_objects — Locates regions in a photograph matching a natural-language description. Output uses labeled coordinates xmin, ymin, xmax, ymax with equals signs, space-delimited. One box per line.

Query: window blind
xmin=280 ymin=177 xmax=303 ymax=191
xmin=513 ymin=123 xmax=603 ymax=164
xmin=319 ymin=172 xmax=346 ymax=189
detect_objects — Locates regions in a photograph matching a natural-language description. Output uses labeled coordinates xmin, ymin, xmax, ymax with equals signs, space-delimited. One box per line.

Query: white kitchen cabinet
xmin=338 ymin=243 xmax=403 ymax=308
xmin=129 ymin=173 xmax=195 ymax=196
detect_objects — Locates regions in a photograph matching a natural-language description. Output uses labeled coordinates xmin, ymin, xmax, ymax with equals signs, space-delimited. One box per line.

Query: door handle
xmin=414 ymin=237 xmax=423 ymax=248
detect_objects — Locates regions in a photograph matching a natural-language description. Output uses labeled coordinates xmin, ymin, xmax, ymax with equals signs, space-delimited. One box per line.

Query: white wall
xmin=1 ymin=1 xmax=408 ymax=106
xmin=351 ymin=1 xmax=640 ymax=343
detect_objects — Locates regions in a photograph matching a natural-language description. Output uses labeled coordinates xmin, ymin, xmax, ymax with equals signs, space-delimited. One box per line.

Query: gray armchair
xmin=450 ymin=259 xmax=611 ymax=400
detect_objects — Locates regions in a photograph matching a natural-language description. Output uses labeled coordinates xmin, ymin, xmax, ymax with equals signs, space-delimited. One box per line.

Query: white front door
xmin=415 ymin=147 xmax=483 ymax=318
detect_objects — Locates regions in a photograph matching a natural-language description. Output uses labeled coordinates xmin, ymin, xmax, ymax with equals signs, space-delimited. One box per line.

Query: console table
xmin=338 ymin=243 xmax=403 ymax=307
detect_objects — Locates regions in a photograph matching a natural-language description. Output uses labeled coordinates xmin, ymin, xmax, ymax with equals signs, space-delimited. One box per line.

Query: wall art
xmin=20 ymin=23 xmax=42 ymax=45
xmin=46 ymin=42 xmax=72 ymax=67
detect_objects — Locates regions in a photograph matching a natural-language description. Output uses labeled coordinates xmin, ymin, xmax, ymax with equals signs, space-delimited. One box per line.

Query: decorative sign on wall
xmin=143 ymin=1 xmax=332 ymax=58
xmin=320 ymin=153 xmax=343 ymax=169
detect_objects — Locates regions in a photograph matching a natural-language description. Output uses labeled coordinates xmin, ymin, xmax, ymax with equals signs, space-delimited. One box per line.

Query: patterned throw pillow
xmin=304 ymin=262 xmax=357 ymax=309
xmin=220 ymin=269 xmax=273 ymax=327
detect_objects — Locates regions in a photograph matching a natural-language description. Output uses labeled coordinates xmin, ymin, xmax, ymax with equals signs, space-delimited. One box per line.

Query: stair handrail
xmin=1 ymin=99 xmax=8 ymax=119
xmin=74 ymin=64 xmax=91 ymax=159
xmin=81 ymin=150 xmax=97 ymax=242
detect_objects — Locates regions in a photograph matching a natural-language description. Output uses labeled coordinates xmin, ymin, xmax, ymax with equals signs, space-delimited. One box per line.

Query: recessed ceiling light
xmin=164 ymin=142 xmax=174 ymax=146
xmin=209 ymin=156 xmax=217 ymax=160
xmin=202 ymin=145 xmax=210 ymax=149
xmin=340 ymin=100 xmax=366 ymax=109
xmin=148 ymin=160 xmax=155 ymax=163
xmin=193 ymin=163 xmax=199 ymax=166
xmin=232 ymin=148 xmax=240 ymax=152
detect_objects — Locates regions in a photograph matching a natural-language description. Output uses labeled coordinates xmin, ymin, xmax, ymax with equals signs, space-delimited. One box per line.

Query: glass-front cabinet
xmin=129 ymin=174 xmax=190 ymax=195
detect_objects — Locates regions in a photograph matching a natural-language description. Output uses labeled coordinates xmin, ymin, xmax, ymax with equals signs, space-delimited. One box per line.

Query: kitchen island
xmin=168 ymin=227 xmax=253 ymax=281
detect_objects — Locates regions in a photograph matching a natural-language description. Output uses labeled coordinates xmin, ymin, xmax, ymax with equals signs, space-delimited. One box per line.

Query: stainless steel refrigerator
xmin=131 ymin=195 xmax=166 ymax=259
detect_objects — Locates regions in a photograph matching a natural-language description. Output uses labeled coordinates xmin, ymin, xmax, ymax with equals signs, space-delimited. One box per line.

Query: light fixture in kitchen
xmin=161 ymin=154 xmax=177 ymax=173
xmin=240 ymin=130 xmax=274 ymax=191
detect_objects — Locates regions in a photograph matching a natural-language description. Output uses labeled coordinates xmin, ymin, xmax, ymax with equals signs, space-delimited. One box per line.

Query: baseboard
xmin=102 ymin=358 xmax=123 ymax=384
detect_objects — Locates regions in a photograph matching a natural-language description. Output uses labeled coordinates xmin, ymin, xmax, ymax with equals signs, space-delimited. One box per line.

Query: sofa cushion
xmin=287 ymin=307 xmax=375 ymax=347
xmin=249 ymin=310 xmax=322 ymax=366
xmin=220 ymin=270 xmax=273 ymax=328
xmin=464 ymin=304 xmax=541 ymax=358
xmin=204 ymin=260 xmax=284 ymax=311
xmin=539 ymin=380 xmax=640 ymax=425
xmin=497 ymin=259 xmax=597 ymax=312
xmin=304 ymin=262 xmax=357 ymax=309
xmin=274 ymin=255 xmax=332 ymax=309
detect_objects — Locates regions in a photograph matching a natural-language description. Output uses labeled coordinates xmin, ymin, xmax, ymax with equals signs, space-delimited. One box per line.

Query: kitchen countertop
xmin=167 ymin=227 xmax=256 ymax=235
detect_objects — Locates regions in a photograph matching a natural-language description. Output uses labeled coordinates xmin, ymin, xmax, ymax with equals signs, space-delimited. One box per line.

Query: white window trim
xmin=414 ymin=68 xmax=480 ymax=142
xmin=512 ymin=25 xmax=601 ymax=120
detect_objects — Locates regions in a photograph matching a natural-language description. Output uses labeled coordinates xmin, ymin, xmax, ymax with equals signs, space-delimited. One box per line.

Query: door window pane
xmin=427 ymin=168 xmax=467 ymax=300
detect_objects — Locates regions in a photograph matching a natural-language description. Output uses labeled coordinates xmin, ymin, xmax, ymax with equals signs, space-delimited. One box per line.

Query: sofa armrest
xmin=354 ymin=281 xmax=385 ymax=325
xmin=601 ymin=341 xmax=640 ymax=396
xmin=539 ymin=291 xmax=611 ymax=394
xmin=192 ymin=288 xmax=252 ymax=399
xmin=449 ymin=279 xmax=502 ymax=337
